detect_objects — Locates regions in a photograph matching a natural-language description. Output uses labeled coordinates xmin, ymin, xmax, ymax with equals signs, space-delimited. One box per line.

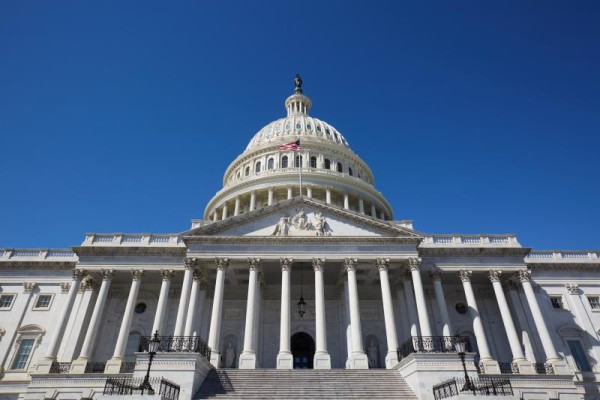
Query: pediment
xmin=184 ymin=197 xmax=422 ymax=239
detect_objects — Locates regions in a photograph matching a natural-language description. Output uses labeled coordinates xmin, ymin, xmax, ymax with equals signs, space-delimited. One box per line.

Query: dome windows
xmin=267 ymin=158 xmax=274 ymax=170
xmin=295 ymin=123 xmax=302 ymax=130
xmin=281 ymin=156 xmax=288 ymax=168
xmin=348 ymin=167 xmax=353 ymax=176
xmin=337 ymin=162 xmax=343 ymax=173
xmin=306 ymin=124 xmax=312 ymax=130
xmin=295 ymin=155 xmax=303 ymax=167
xmin=324 ymin=159 xmax=331 ymax=170
xmin=255 ymin=162 xmax=262 ymax=173
xmin=245 ymin=166 xmax=250 ymax=176
xmin=310 ymin=156 xmax=317 ymax=168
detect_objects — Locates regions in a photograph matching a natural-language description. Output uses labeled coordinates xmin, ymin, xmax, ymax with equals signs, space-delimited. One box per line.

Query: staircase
xmin=195 ymin=369 xmax=418 ymax=399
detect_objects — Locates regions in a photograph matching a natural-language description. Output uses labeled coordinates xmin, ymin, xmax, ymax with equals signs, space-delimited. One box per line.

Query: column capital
xmin=518 ymin=270 xmax=531 ymax=282
xmin=344 ymin=257 xmax=358 ymax=272
xmin=408 ymin=257 xmax=421 ymax=271
xmin=247 ymin=257 xmax=262 ymax=271
xmin=72 ymin=268 xmax=85 ymax=280
xmin=375 ymin=257 xmax=390 ymax=271
xmin=161 ymin=268 xmax=175 ymax=281
xmin=488 ymin=270 xmax=502 ymax=283
xmin=565 ymin=283 xmax=579 ymax=295
xmin=215 ymin=257 xmax=230 ymax=271
xmin=280 ymin=258 xmax=293 ymax=271
xmin=429 ymin=269 xmax=442 ymax=281
xmin=101 ymin=268 xmax=116 ymax=281
xmin=60 ymin=282 xmax=71 ymax=293
xmin=313 ymin=257 xmax=326 ymax=272
xmin=131 ymin=269 xmax=144 ymax=281
xmin=193 ymin=268 xmax=204 ymax=282
xmin=184 ymin=257 xmax=201 ymax=270
xmin=23 ymin=282 xmax=37 ymax=293
xmin=79 ymin=277 xmax=96 ymax=292
xmin=459 ymin=269 xmax=472 ymax=283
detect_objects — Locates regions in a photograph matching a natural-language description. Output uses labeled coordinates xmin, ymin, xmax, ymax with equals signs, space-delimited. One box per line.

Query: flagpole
xmin=298 ymin=146 xmax=303 ymax=197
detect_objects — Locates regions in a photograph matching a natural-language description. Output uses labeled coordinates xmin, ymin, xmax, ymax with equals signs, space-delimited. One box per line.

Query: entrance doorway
xmin=291 ymin=332 xmax=315 ymax=369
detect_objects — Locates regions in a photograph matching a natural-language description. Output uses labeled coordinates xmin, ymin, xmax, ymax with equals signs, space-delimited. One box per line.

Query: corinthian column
xmin=409 ymin=258 xmax=432 ymax=337
xmin=106 ymin=269 xmax=144 ymax=373
xmin=239 ymin=258 xmax=260 ymax=369
xmin=345 ymin=258 xmax=369 ymax=369
xmin=277 ymin=258 xmax=293 ymax=369
xmin=313 ymin=258 xmax=331 ymax=369
xmin=152 ymin=269 xmax=174 ymax=335
xmin=460 ymin=270 xmax=499 ymax=373
xmin=376 ymin=258 xmax=399 ymax=368
xmin=208 ymin=257 xmax=229 ymax=367
xmin=70 ymin=269 xmax=115 ymax=373
xmin=174 ymin=258 xmax=197 ymax=337
xmin=184 ymin=269 xmax=203 ymax=337
xmin=518 ymin=271 xmax=562 ymax=364
xmin=430 ymin=269 xmax=452 ymax=337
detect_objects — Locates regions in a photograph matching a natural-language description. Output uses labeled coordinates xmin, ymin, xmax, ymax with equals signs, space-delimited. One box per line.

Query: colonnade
xmin=64 ymin=257 xmax=564 ymax=374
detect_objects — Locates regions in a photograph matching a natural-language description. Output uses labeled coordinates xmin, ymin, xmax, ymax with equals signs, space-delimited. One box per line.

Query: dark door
xmin=291 ymin=332 xmax=315 ymax=369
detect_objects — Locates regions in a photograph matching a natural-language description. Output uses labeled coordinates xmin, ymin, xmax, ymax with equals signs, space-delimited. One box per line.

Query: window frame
xmin=336 ymin=162 xmax=343 ymax=173
xmin=32 ymin=293 xmax=54 ymax=310
xmin=0 ymin=293 xmax=16 ymax=311
xmin=310 ymin=156 xmax=317 ymax=168
xmin=267 ymin=158 xmax=274 ymax=170
xmin=324 ymin=159 xmax=331 ymax=170
xmin=587 ymin=296 xmax=600 ymax=311
xmin=549 ymin=296 xmax=565 ymax=310
xmin=254 ymin=161 xmax=261 ymax=173
xmin=8 ymin=325 xmax=45 ymax=371
xmin=281 ymin=155 xmax=288 ymax=169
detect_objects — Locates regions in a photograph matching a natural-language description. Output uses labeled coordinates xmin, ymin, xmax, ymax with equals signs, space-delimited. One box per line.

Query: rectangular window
xmin=11 ymin=338 xmax=35 ymax=370
xmin=33 ymin=294 xmax=53 ymax=309
xmin=567 ymin=340 xmax=592 ymax=371
xmin=550 ymin=296 xmax=563 ymax=309
xmin=588 ymin=296 xmax=600 ymax=311
xmin=0 ymin=294 xmax=15 ymax=309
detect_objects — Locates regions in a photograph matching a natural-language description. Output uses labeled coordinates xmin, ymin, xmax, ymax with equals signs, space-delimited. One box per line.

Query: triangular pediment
xmin=184 ymin=197 xmax=422 ymax=239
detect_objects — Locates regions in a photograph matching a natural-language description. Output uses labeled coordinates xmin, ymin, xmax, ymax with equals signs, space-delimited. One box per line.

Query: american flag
xmin=278 ymin=139 xmax=301 ymax=152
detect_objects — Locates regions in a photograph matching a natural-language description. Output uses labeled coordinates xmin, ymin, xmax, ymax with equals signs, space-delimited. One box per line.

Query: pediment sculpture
xmin=272 ymin=210 xmax=331 ymax=237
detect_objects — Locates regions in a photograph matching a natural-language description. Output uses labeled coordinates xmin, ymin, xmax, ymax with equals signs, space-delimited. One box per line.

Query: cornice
xmin=0 ymin=261 xmax=76 ymax=271
xmin=184 ymin=235 xmax=421 ymax=246
xmin=418 ymin=247 xmax=531 ymax=258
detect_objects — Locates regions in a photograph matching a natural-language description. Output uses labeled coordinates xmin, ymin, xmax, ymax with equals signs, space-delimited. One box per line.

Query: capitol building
xmin=1 ymin=78 xmax=599 ymax=400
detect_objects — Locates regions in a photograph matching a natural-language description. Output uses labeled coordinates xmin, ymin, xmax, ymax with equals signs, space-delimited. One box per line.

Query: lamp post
xmin=297 ymin=263 xmax=306 ymax=317
xmin=140 ymin=330 xmax=161 ymax=394
xmin=454 ymin=335 xmax=474 ymax=392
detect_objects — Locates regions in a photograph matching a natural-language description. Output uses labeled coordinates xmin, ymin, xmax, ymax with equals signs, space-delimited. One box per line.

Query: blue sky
xmin=0 ymin=1 xmax=598 ymax=250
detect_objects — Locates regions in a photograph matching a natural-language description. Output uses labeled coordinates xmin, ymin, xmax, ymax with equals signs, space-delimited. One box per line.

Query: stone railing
xmin=421 ymin=235 xmax=520 ymax=246
xmin=82 ymin=234 xmax=183 ymax=247
xmin=526 ymin=251 xmax=599 ymax=262
xmin=397 ymin=336 xmax=471 ymax=359
xmin=0 ymin=249 xmax=77 ymax=261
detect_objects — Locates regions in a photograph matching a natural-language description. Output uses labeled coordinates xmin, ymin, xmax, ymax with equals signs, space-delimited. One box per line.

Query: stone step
xmin=195 ymin=369 xmax=418 ymax=399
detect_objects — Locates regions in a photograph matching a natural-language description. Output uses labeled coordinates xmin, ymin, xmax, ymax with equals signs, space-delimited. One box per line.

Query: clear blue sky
xmin=1 ymin=1 xmax=598 ymax=250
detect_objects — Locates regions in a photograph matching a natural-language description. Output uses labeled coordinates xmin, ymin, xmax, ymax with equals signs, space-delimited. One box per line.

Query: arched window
xmin=310 ymin=156 xmax=317 ymax=168
xmin=281 ymin=156 xmax=288 ymax=168
xmin=324 ymin=159 xmax=331 ymax=170
xmin=245 ymin=166 xmax=250 ymax=176
xmin=255 ymin=161 xmax=261 ymax=173
xmin=295 ymin=155 xmax=302 ymax=167
xmin=337 ymin=162 xmax=343 ymax=173
xmin=348 ymin=167 xmax=353 ymax=176
xmin=267 ymin=158 xmax=274 ymax=170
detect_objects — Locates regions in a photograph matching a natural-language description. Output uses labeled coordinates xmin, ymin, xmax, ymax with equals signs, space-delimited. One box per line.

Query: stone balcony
xmin=420 ymin=235 xmax=521 ymax=247
xmin=81 ymin=233 xmax=184 ymax=247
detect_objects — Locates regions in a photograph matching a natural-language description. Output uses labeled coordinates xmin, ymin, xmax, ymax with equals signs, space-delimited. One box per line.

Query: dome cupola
xmin=204 ymin=76 xmax=393 ymax=222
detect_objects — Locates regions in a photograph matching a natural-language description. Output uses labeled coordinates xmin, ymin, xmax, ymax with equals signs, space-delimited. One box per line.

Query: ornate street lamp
xmin=139 ymin=330 xmax=161 ymax=394
xmin=454 ymin=335 xmax=474 ymax=392
xmin=297 ymin=264 xmax=306 ymax=317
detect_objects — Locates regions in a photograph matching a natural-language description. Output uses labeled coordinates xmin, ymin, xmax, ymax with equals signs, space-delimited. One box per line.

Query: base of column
xmin=69 ymin=358 xmax=89 ymax=374
xmin=514 ymin=359 xmax=536 ymax=374
xmin=313 ymin=352 xmax=331 ymax=369
xmin=479 ymin=358 xmax=500 ymax=374
xmin=348 ymin=352 xmax=369 ymax=369
xmin=104 ymin=357 xmax=124 ymax=374
xmin=33 ymin=358 xmax=55 ymax=374
xmin=385 ymin=351 xmax=399 ymax=369
xmin=210 ymin=351 xmax=221 ymax=368
xmin=548 ymin=359 xmax=571 ymax=375
xmin=238 ymin=352 xmax=257 ymax=369
xmin=276 ymin=351 xmax=293 ymax=369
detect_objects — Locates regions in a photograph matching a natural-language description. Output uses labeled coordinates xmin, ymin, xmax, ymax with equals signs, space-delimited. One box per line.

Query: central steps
xmin=195 ymin=369 xmax=418 ymax=399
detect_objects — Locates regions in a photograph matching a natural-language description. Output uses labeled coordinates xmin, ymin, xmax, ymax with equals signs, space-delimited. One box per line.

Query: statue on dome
xmin=272 ymin=216 xmax=290 ymax=236
xmin=294 ymin=73 xmax=303 ymax=94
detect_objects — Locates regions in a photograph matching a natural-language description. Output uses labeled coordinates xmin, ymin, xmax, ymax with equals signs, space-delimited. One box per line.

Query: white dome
xmin=245 ymin=115 xmax=350 ymax=151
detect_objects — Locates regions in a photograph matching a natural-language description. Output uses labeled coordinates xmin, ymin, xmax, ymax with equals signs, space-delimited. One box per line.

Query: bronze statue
xmin=294 ymin=74 xmax=303 ymax=93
